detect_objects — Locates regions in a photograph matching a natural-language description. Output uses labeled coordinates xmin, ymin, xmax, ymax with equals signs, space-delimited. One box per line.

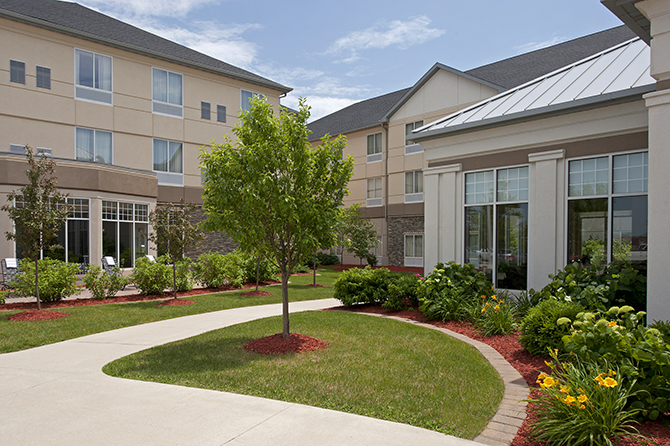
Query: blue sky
xmin=77 ymin=0 xmax=625 ymax=121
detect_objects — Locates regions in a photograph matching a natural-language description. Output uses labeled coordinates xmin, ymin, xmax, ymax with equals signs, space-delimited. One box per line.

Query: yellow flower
xmin=579 ymin=404 xmax=586 ymax=410
xmin=564 ymin=395 xmax=577 ymax=405
xmin=578 ymin=394 xmax=588 ymax=403
xmin=608 ymin=369 xmax=616 ymax=377
xmin=536 ymin=373 xmax=547 ymax=383
xmin=491 ymin=295 xmax=498 ymax=301
xmin=595 ymin=374 xmax=605 ymax=386
xmin=540 ymin=376 xmax=558 ymax=389
xmin=494 ymin=304 xmax=500 ymax=312
xmin=481 ymin=307 xmax=486 ymax=314
xmin=544 ymin=360 xmax=553 ymax=368
xmin=481 ymin=295 xmax=486 ymax=299
xmin=602 ymin=377 xmax=618 ymax=388
xmin=608 ymin=321 xmax=618 ymax=327
xmin=560 ymin=385 xmax=571 ymax=394
xmin=485 ymin=302 xmax=491 ymax=307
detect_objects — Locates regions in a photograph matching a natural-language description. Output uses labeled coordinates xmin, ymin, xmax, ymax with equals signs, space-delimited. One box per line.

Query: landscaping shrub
xmin=193 ymin=252 xmax=239 ymax=288
xmin=648 ymin=319 xmax=670 ymax=341
xmin=83 ymin=265 xmax=130 ymax=299
xmin=156 ymin=255 xmax=194 ymax=292
xmin=562 ymin=306 xmax=670 ymax=420
xmin=238 ymin=252 xmax=278 ymax=283
xmin=292 ymin=264 xmax=310 ymax=274
xmin=417 ymin=262 xmax=493 ymax=321
xmin=382 ymin=274 xmax=420 ymax=310
xmin=333 ymin=266 xmax=391 ymax=306
xmin=0 ymin=290 xmax=7 ymax=304
xmin=509 ymin=289 xmax=541 ymax=320
xmin=132 ymin=256 xmax=171 ymax=295
xmin=528 ymin=350 xmax=643 ymax=445
xmin=14 ymin=259 xmax=80 ymax=302
xmin=534 ymin=262 xmax=646 ymax=311
xmin=474 ymin=292 xmax=517 ymax=336
xmin=519 ymin=299 xmax=583 ymax=356
xmin=316 ymin=252 xmax=339 ymax=265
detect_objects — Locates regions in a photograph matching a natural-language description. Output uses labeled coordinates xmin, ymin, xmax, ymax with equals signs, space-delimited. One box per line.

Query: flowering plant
xmin=475 ymin=293 xmax=516 ymax=336
xmin=528 ymin=350 xmax=643 ymax=446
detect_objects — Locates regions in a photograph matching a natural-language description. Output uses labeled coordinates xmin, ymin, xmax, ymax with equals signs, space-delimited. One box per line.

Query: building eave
xmin=601 ymin=0 xmax=651 ymax=44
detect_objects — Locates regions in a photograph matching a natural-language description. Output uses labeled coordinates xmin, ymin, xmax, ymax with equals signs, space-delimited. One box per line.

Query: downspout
xmin=383 ymin=121 xmax=389 ymax=265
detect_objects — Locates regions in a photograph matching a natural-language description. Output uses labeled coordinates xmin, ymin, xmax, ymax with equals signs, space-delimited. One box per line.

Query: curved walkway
xmin=0 ymin=299 xmax=524 ymax=446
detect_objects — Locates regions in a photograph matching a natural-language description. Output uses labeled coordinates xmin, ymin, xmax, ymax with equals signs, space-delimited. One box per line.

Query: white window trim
xmin=366 ymin=177 xmax=383 ymax=207
xmin=74 ymin=48 xmax=113 ymax=106
xmin=152 ymin=67 xmax=183 ymax=118
xmin=564 ymin=150 xmax=649 ymax=266
xmin=74 ymin=127 xmax=113 ymax=165
xmin=404 ymin=234 xmax=424 ymax=267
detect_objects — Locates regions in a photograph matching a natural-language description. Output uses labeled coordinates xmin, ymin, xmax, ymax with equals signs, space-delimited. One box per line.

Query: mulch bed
xmin=0 ymin=280 xmax=280 ymax=311
xmin=156 ymin=299 xmax=196 ymax=306
xmin=332 ymin=303 xmax=670 ymax=446
xmin=330 ymin=265 xmax=423 ymax=274
xmin=243 ymin=333 xmax=329 ymax=355
xmin=8 ymin=310 xmax=70 ymax=321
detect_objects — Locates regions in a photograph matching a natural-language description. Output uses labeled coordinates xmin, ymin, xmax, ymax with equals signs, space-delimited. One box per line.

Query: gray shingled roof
xmin=465 ymin=26 xmax=636 ymax=90
xmin=307 ymin=26 xmax=637 ymax=141
xmin=308 ymin=88 xmax=411 ymax=141
xmin=0 ymin=0 xmax=291 ymax=93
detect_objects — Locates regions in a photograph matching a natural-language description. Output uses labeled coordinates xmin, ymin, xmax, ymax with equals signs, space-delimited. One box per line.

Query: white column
xmin=636 ymin=0 xmax=670 ymax=321
xmin=423 ymin=164 xmax=462 ymax=274
xmin=527 ymin=149 xmax=564 ymax=291
xmin=90 ymin=197 xmax=102 ymax=267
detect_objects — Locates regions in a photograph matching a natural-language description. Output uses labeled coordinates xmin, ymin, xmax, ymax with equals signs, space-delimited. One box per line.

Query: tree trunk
xmin=312 ymin=252 xmax=316 ymax=285
xmin=281 ymin=266 xmax=289 ymax=338
xmin=255 ymin=256 xmax=261 ymax=291
xmin=34 ymin=258 xmax=41 ymax=311
xmin=173 ymin=259 xmax=177 ymax=299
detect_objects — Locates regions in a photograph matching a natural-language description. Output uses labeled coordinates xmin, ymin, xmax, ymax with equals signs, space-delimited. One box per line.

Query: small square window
xmin=201 ymin=101 xmax=210 ymax=119
xmin=10 ymin=60 xmax=25 ymax=84
xmin=36 ymin=66 xmax=51 ymax=89
xmin=217 ymin=105 xmax=227 ymax=122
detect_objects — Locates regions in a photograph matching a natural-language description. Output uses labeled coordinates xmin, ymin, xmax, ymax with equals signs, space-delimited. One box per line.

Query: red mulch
xmin=305 ymin=284 xmax=326 ymax=288
xmin=156 ymin=299 xmax=196 ymax=306
xmin=243 ymin=333 xmax=329 ymax=355
xmin=8 ymin=310 xmax=69 ymax=321
xmin=240 ymin=290 xmax=272 ymax=297
xmin=332 ymin=303 xmax=670 ymax=446
xmin=0 ymin=280 xmax=280 ymax=311
xmin=329 ymin=265 xmax=424 ymax=274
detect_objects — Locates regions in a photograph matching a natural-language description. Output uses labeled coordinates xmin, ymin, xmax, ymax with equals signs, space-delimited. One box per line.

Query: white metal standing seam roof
xmin=413 ymin=38 xmax=654 ymax=139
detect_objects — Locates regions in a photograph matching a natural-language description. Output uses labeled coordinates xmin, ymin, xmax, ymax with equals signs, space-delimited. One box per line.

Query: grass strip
xmin=0 ymin=270 xmax=337 ymax=353
xmin=103 ymin=310 xmax=504 ymax=439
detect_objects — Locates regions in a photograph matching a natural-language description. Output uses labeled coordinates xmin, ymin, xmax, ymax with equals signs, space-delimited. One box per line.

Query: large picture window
xmin=102 ymin=201 xmax=149 ymax=268
xmin=75 ymin=49 xmax=112 ymax=104
xmin=465 ymin=166 xmax=529 ymax=289
xmin=152 ymin=68 xmax=183 ymax=117
xmin=567 ymin=152 xmax=648 ymax=267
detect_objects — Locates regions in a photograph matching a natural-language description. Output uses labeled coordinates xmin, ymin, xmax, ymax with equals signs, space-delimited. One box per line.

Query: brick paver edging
xmin=346 ymin=312 xmax=529 ymax=446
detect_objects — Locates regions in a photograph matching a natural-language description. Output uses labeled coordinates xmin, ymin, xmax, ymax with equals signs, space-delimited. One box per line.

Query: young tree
xmin=200 ymin=97 xmax=353 ymax=338
xmin=148 ymin=198 xmax=204 ymax=299
xmin=1 ymin=146 xmax=71 ymax=310
xmin=340 ymin=203 xmax=379 ymax=265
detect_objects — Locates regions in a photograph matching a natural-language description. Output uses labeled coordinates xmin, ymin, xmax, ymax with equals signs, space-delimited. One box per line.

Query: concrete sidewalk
xmin=0 ymin=298 xmax=486 ymax=446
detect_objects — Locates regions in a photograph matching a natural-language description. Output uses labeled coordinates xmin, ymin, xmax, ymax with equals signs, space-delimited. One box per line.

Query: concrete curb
xmin=347 ymin=312 xmax=529 ymax=446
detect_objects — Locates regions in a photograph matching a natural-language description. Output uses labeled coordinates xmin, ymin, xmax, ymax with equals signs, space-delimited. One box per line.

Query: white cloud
xmin=80 ymin=0 xmax=217 ymax=18
xmin=326 ymin=16 xmax=445 ymax=63
xmin=282 ymin=95 xmax=360 ymax=123
xmin=513 ymin=36 xmax=567 ymax=54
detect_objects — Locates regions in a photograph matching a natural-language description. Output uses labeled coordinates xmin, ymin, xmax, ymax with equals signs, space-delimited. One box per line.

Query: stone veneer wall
xmin=185 ymin=206 xmax=238 ymax=258
xmin=387 ymin=216 xmax=424 ymax=266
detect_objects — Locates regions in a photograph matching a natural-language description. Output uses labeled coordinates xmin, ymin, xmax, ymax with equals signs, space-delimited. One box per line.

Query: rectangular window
xmin=153 ymin=138 xmax=184 ymax=186
xmin=201 ymin=101 xmax=210 ymax=119
xmin=75 ymin=49 xmax=112 ymax=104
xmin=75 ymin=127 xmax=112 ymax=164
xmin=366 ymin=133 xmax=383 ymax=163
xmin=241 ymin=90 xmax=260 ymax=113
xmin=404 ymin=234 xmax=424 ymax=267
xmin=405 ymin=120 xmax=424 ymax=154
xmin=464 ymin=166 xmax=529 ymax=290
xmin=102 ymin=201 xmax=149 ymax=267
xmin=366 ymin=177 xmax=383 ymax=207
xmin=37 ymin=198 xmax=90 ymax=265
xmin=152 ymin=68 xmax=183 ymax=117
xmin=217 ymin=104 xmax=227 ymax=122
xmin=567 ymin=152 xmax=648 ymax=267
xmin=36 ymin=66 xmax=51 ymax=89
xmin=10 ymin=60 xmax=25 ymax=84
xmin=405 ymin=170 xmax=424 ymax=203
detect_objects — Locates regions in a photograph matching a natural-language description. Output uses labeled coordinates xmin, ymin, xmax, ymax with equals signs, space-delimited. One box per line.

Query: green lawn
xmin=0 ymin=269 xmax=338 ymax=353
xmin=103 ymin=310 xmax=504 ymax=439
